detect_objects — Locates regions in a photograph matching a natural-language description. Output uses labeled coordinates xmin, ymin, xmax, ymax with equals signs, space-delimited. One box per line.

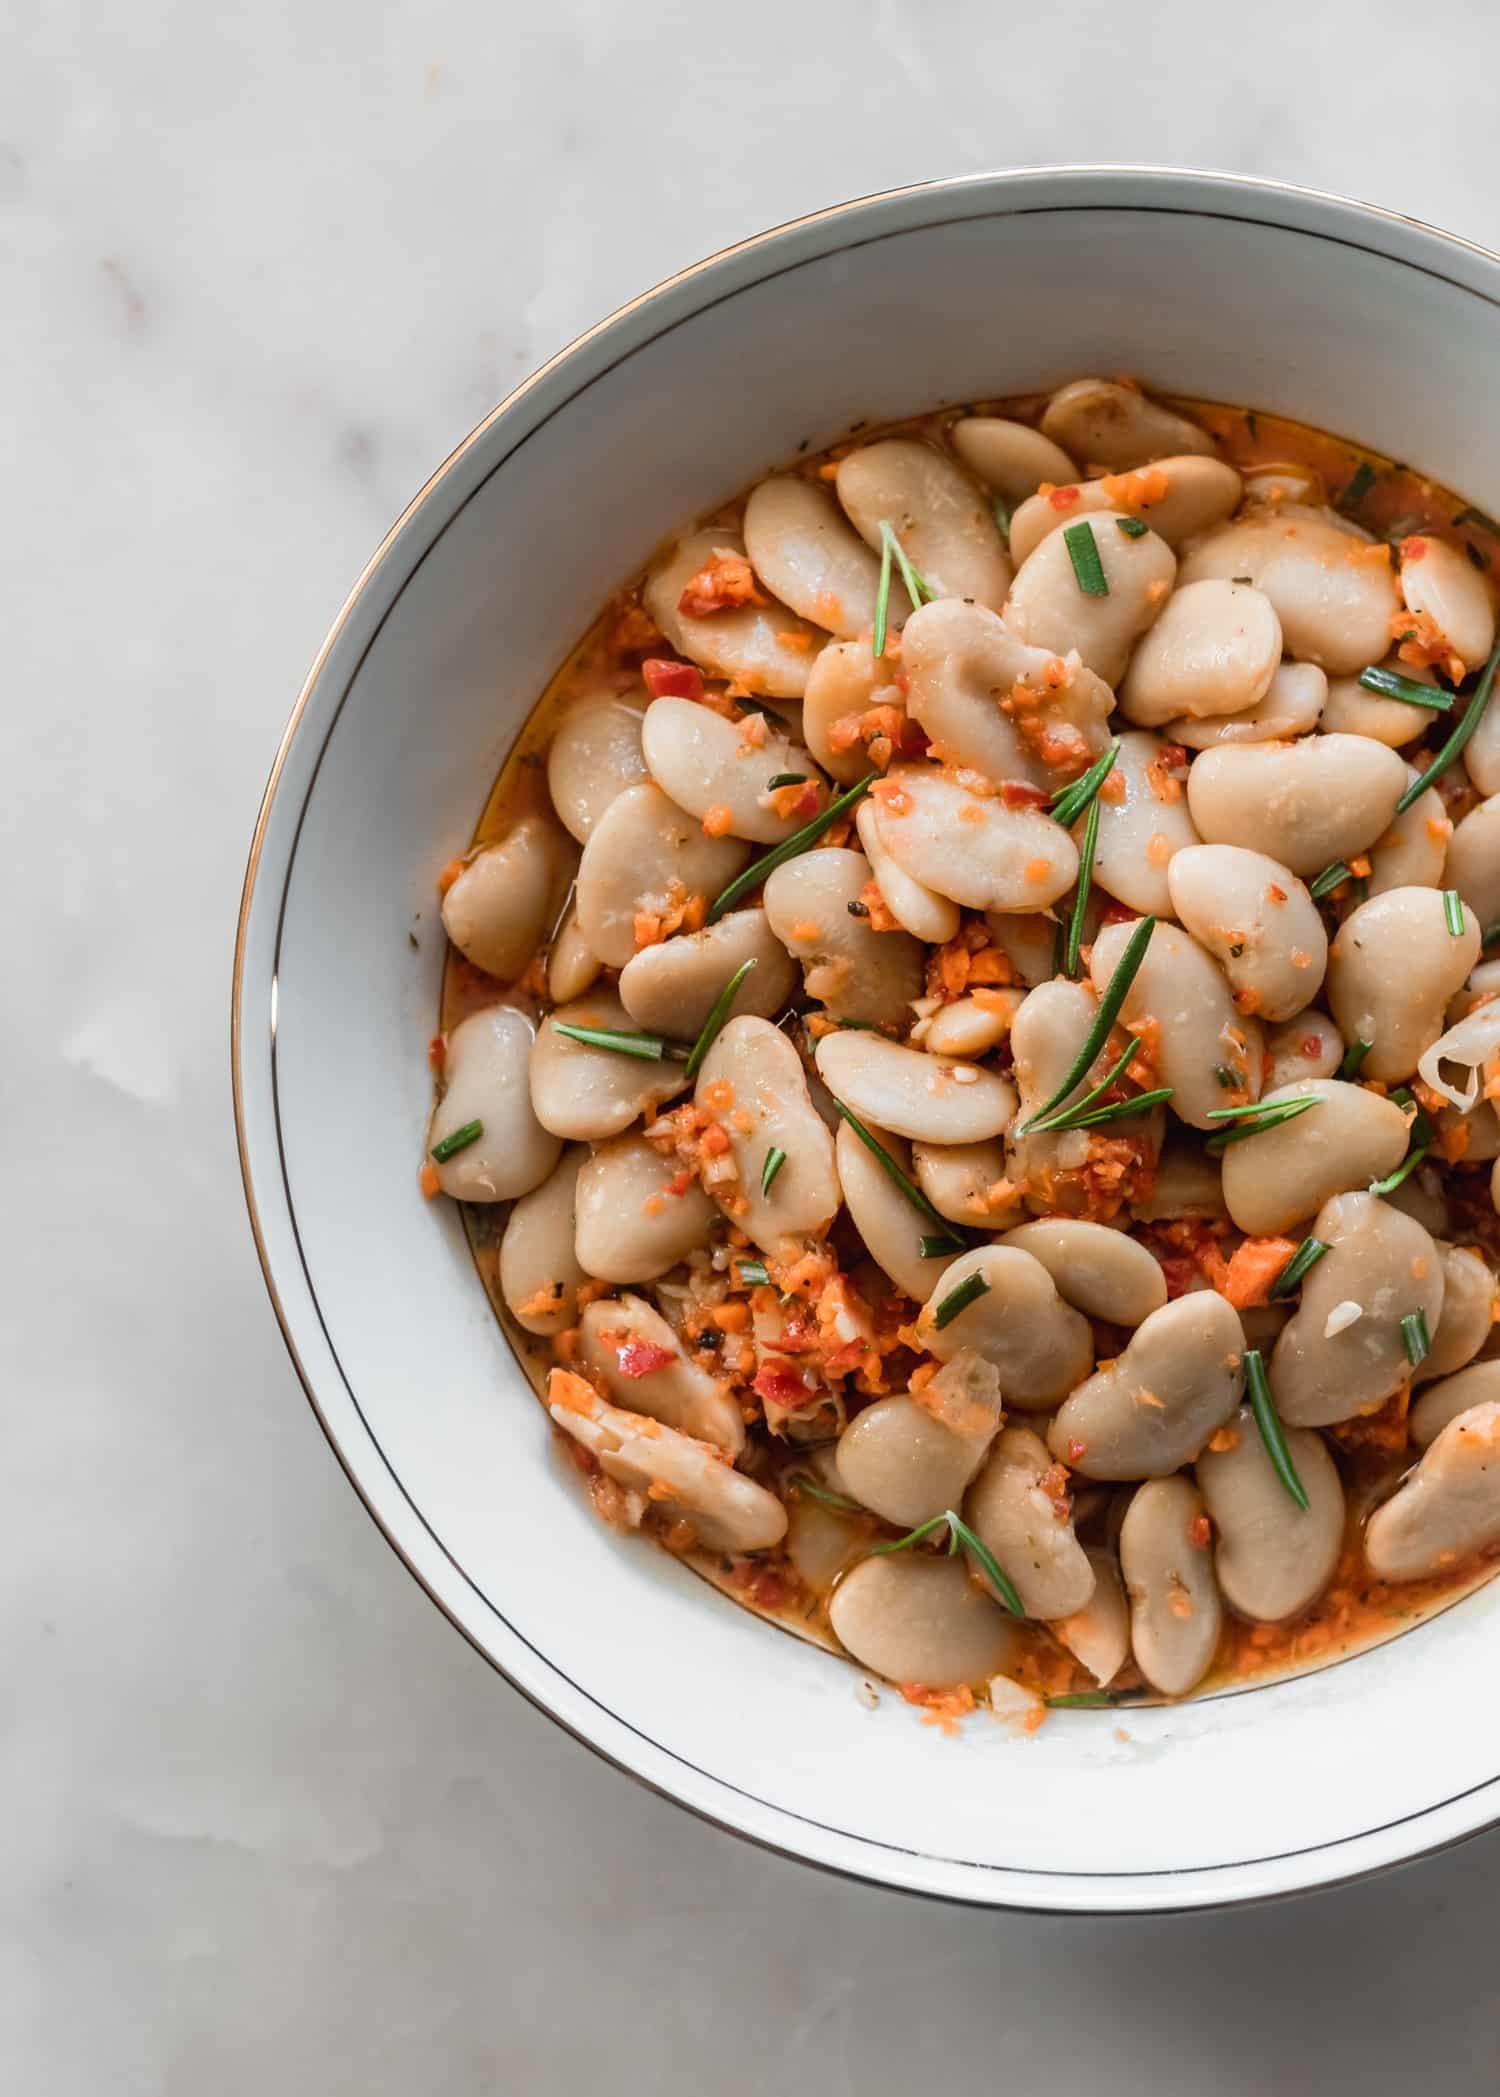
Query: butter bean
xmin=1365 ymin=1399 xmax=1500 ymax=1581
xmin=762 ymin=847 xmax=924 ymax=1028
xmin=835 ymin=1118 xmax=959 ymax=1301
xmin=1121 ymin=582 xmax=1282 ymax=727
xmin=1366 ymin=770 xmax=1451 ymax=895
xmin=998 ymin=1219 xmax=1167 ymax=1325
xmin=1446 ymin=794 xmax=1500 ymax=932
xmin=1186 ymin=735 xmax=1408 ymax=877
xmin=742 ymin=474 xmax=896 ymax=637
xmin=579 ymin=1294 xmax=743 ymax=1453
xmin=963 ymin=1427 xmax=1096 ymax=1617
xmin=1263 ymin=1012 xmax=1343 ymax=1090
xmin=836 ymin=439 xmax=1012 ymax=608
xmin=921 ymin=991 xmax=1022 ymax=1061
xmin=1320 ymin=658 xmax=1436 ymax=748
xmin=1047 ymin=1293 xmax=1244 ymax=1479
xmin=1087 ymin=731 xmax=1201 ymax=919
xmin=640 ymin=695 xmax=823 ymax=845
xmin=548 ymin=1382 xmax=784 ymax=1551
xmin=1008 ymin=456 xmax=1242 ymax=565
xmin=1220 ymin=1079 xmax=1409 ymax=1236
xmin=1412 ymin=1360 xmax=1500 ymax=1447
xmin=574 ymin=1134 xmax=717 ymax=1282
xmin=1166 ymin=844 xmax=1326 ymax=1023
xmin=984 ymin=910 xmax=1060 ymax=986
xmin=530 ymin=990 xmax=688 ymax=1141
xmin=1398 ymin=533 xmax=1496 ymax=675
xmin=869 ymin=767 xmax=1077 ymax=911
xmin=949 ymin=416 xmax=1078 ymax=504
xmin=1131 ymin=1138 xmax=1226 ymax=1222
xmin=1008 ymin=977 xmax=1164 ymax=1207
xmin=1119 ymin=1477 xmax=1223 ymax=1697
xmin=1039 ymin=379 xmax=1216 ymax=470
xmin=1050 ymin=1546 xmax=1130 ymax=1686
xmin=499 ymin=1146 xmax=587 ymax=1334
xmin=838 ymin=1381 xmax=1001 ymax=1529
xmin=547 ymin=900 xmax=603 ymax=1004
xmin=618 ymin=908 xmax=797 ymax=1036
xmin=441 ymin=817 xmax=574 ymax=982
xmin=816 ymin=1030 xmax=1018 ymax=1145
xmin=828 ymin=1552 xmax=1022 ymax=1687
xmin=1090 ymin=917 xmax=1263 ymax=1129
xmin=1169 ymin=662 xmax=1328 ymax=750
xmin=575 ymin=783 xmax=748 ymax=967
xmin=1328 ymin=887 xmax=1480 ymax=1082
xmin=1415 ymin=1244 xmax=1494 ymax=1386
xmin=920 ymin=1246 xmax=1095 ymax=1410
xmin=854 ymin=798 xmax=959 ymax=944
xmin=801 ymin=639 xmax=903 ymax=785
xmin=696 ymin=1016 xmax=840 ymax=1253
xmin=1271 ymin=1192 xmax=1444 ymax=1426
xmin=1004 ymin=513 xmax=1177 ymax=685
xmin=1197 ymin=1405 xmax=1344 ymax=1621
xmin=643 ymin=527 xmax=822 ymax=697
xmin=429 ymin=1006 xmax=560 ymax=1201
xmin=546 ymin=692 xmax=649 ymax=842
xmin=1178 ymin=513 xmax=1401 ymax=673
xmin=912 ymin=1139 xmax=1023 ymax=1230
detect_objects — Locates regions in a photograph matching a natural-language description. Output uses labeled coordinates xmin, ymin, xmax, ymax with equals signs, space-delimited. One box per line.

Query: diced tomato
xmin=792 ymin=784 xmax=820 ymax=819
xmin=1047 ymin=484 xmax=1081 ymax=510
xmin=642 ymin=656 xmax=704 ymax=701
xmin=753 ymin=1362 xmax=812 ymax=1408
xmin=615 ymin=1341 xmax=676 ymax=1379
xmin=1001 ymin=781 xmax=1050 ymax=809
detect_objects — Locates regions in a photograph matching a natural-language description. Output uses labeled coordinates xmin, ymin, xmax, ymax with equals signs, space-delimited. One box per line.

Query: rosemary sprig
xmin=991 ymin=494 xmax=1011 ymax=535
xmin=1339 ymin=1038 xmax=1373 ymax=1079
xmin=760 ymin=1146 xmax=786 ymax=1197
xmin=1063 ymin=518 xmax=1109 ymax=596
xmin=1357 ymin=664 xmax=1454 ymax=713
xmin=736 ymin=1259 xmax=772 ymax=1287
xmin=831 ymin=1102 xmax=966 ymax=1254
xmin=1023 ymin=1031 xmax=1169 ymax=1136
xmin=1049 ymin=741 xmax=1119 ymax=829
xmin=1402 ymin=1310 xmax=1431 ymax=1368
xmin=882 ymin=520 xmax=932 ymax=609
xmin=1046 ymin=1687 xmax=1149 ymax=1709
xmin=1309 ymin=860 xmax=1350 ymax=901
xmin=919 ymin=1233 xmax=960 ymax=1259
xmin=871 ymin=1507 xmax=1025 ymax=1617
xmin=872 ymin=520 xmax=930 ymax=657
xmin=1019 ymin=913 xmax=1156 ymax=1131
xmin=1204 ymin=1095 xmax=1321 ymax=1153
xmin=1337 ymin=460 xmax=1376 ymax=513
xmin=1269 ymin=1236 xmax=1329 ymax=1300
xmin=1244 ymin=1349 xmax=1310 ymax=1510
xmin=787 ymin=1471 xmax=863 ymax=1513
xmin=1369 ymin=1089 xmax=1435 ymax=1196
xmin=707 ymin=772 xmax=877 ymax=922
xmin=682 ymin=957 xmax=757 ymax=1081
xmin=1444 ymin=888 xmax=1466 ymax=937
xmin=1116 ymin=516 xmax=1149 ymax=538
xmin=1396 ymin=634 xmax=1500 ymax=813
xmin=553 ymin=1022 xmax=684 ymax=1062
xmin=1063 ymin=796 xmax=1100 ymax=978
xmin=932 ymin=1270 xmax=990 ymax=1329
xmin=766 ymin=771 xmax=808 ymax=789
xmin=430 ymin=1119 xmax=483 ymax=1163
xmin=1370 ymin=1143 xmax=1431 ymax=1198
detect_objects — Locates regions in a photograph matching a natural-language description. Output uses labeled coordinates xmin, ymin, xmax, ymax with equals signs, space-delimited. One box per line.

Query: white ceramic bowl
xmin=235 ymin=167 xmax=1500 ymax=1911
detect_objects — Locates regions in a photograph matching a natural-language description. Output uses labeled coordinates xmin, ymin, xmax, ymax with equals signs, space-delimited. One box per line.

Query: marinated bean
xmin=1168 ymin=662 xmax=1328 ymax=750
xmin=815 ymin=1030 xmax=1018 ymax=1145
xmin=900 ymin=598 xmax=1112 ymax=792
xmin=1320 ymin=658 xmax=1437 ymax=748
xmin=1411 ymin=1360 xmax=1500 ymax=1447
xmin=1197 ymin=1405 xmax=1344 ymax=1621
xmin=1039 ymin=378 xmax=1216 ymax=470
xmin=546 ymin=691 xmax=649 ymax=842
xmin=801 ymin=638 xmax=905 ymax=786
xmin=1219 ymin=1079 xmax=1410 ymax=1236
xmin=949 ymin=416 xmax=1078 ymax=503
xmin=696 ymin=1016 xmax=840 ymax=1252
xmin=742 ymin=474 xmax=898 ymax=638
xmin=1086 ymin=731 xmax=1201 ymax=920
xmin=1050 ymin=1547 xmax=1131 ymax=1685
xmin=762 ymin=847 xmax=924 ymax=1028
xmin=828 ymin=1551 xmax=1022 ymax=1688
xmin=1090 ymin=917 xmax=1263 ymax=1130
xmin=836 ymin=438 xmax=1012 ymax=608
xmin=1398 ymin=533 xmax=1496 ymax=676
xmin=640 ymin=695 xmax=823 ymax=844
xmin=1047 ymin=1293 xmax=1245 ymax=1479
xmin=579 ymin=1295 xmax=743 ymax=1453
xmin=548 ymin=1376 xmax=785 ymax=1551
xmin=1185 ymin=735 xmax=1408 ymax=878
xmin=499 ymin=1146 xmax=587 ymax=1335
xmin=1366 ymin=771 xmax=1451 ymax=896
xmin=547 ymin=899 xmax=603 ymax=1004
xmin=643 ymin=527 xmax=822 ymax=697
xmin=1007 ymin=456 xmax=1242 ymax=565
xmin=912 ymin=1138 xmax=1024 ymax=1230
xmin=574 ymin=1134 xmax=718 ymax=1282
xmin=1120 ymin=581 xmax=1282 ymax=727
xmin=1003 ymin=512 xmax=1177 ymax=685
xmin=1327 ymin=886 xmax=1480 ymax=1083
xmin=429 ymin=1006 xmax=561 ymax=1201
xmin=530 ymin=990 xmax=689 ymax=1140
xmin=984 ymin=910 xmax=1060 ymax=986
xmin=1131 ymin=1138 xmax=1227 ymax=1222
xmin=1166 ymin=844 xmax=1326 ymax=1023
xmin=868 ymin=767 xmax=1078 ymax=912
xmin=618 ymin=907 xmax=797 ymax=1036
xmin=919 ymin=1245 xmax=1095 ymax=1410
xmin=1263 ymin=1012 xmax=1343 ymax=1090
xmin=1446 ymin=794 xmax=1500 ymax=933
xmin=1365 ymin=1400 xmax=1500 ymax=1582
xmin=1119 ymin=1476 xmax=1223 ymax=1697
xmin=921 ymin=991 xmax=1022 ymax=1060
xmin=441 ymin=817 xmax=574 ymax=982
xmin=1415 ymin=1243 xmax=1494 ymax=1386
xmin=854 ymin=798 xmax=959 ymax=943
xmin=1271 ymin=1192 xmax=1444 ymax=1426
xmin=998 ymin=1219 xmax=1167 ymax=1325
xmin=575 ymin=783 xmax=749 ymax=967
xmin=1008 ymin=977 xmax=1164 ymax=1206
xmin=834 ymin=1118 xmax=961 ymax=1301
xmin=1178 ymin=512 xmax=1401 ymax=673
xmin=837 ymin=1375 xmax=1002 ymax=1529
xmin=963 ymin=1427 xmax=1096 ymax=1617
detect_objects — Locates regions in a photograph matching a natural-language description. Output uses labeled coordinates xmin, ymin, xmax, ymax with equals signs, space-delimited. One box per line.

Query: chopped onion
xmin=988 ymin=1675 xmax=1046 ymax=1730
xmin=1324 ymin=1299 xmax=1364 ymax=1339
xmin=1418 ymin=999 xmax=1500 ymax=1112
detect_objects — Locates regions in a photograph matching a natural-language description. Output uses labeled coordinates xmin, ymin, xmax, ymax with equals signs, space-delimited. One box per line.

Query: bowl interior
xmin=239 ymin=172 xmax=1500 ymax=1909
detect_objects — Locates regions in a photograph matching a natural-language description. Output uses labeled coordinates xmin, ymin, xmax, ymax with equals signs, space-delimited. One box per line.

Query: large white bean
xmin=429 ymin=1006 xmax=560 ymax=1201
xmin=919 ymin=1246 xmax=1095 ymax=1410
xmin=912 ymin=1139 xmax=1024 ymax=1230
xmin=1185 ymin=736 xmax=1408 ymax=878
xmin=1365 ymin=1400 xmax=1500 ymax=1581
xmin=547 ymin=900 xmax=603 ymax=1005
xmin=643 ymin=528 xmax=822 ymax=698
xmin=1466 ymin=678 xmax=1500 ymax=796
xmin=1119 ymin=1477 xmax=1223 ymax=1697
xmin=440 ymin=818 xmax=574 ymax=982
xmin=618 ymin=908 xmax=797 ymax=1036
xmin=816 ymin=1030 xmax=1017 ymax=1145
xmin=696 ymin=1016 xmax=840 ymax=1252
xmin=1270 ymin=1192 xmax=1444 ymax=1426
xmin=574 ymin=1134 xmax=718 ymax=1282
xmin=963 ymin=1427 xmax=1096 ymax=1618
xmin=1008 ymin=977 xmax=1163 ymax=1213
xmin=547 ymin=1373 xmax=784 ymax=1551
xmin=575 ymin=783 xmax=749 ymax=967
xmin=761 ymin=847 xmax=924 ymax=1027
xmin=1416 ymin=1243 xmax=1494 ymax=1386
xmin=1263 ymin=1012 xmax=1343 ymax=1090
xmin=869 ymin=767 xmax=1077 ymax=911
xmin=1050 ymin=1547 xmax=1130 ymax=1686
xmin=828 ymin=1552 xmax=1021 ymax=1688
xmin=1219 ymin=1079 xmax=1409 ymax=1236
xmin=836 ymin=439 xmax=1012 ymax=608
xmin=1398 ymin=533 xmax=1496 ymax=676
xmin=546 ymin=692 xmax=649 ymax=842
xmin=1166 ymin=844 xmax=1326 ymax=1024
xmin=837 ymin=1381 xmax=1001 ymax=1529
xmin=1087 ymin=731 xmax=1200 ymax=919
xmin=921 ymin=991 xmax=1023 ymax=1060
xmin=530 ymin=990 xmax=689 ymax=1140
xmin=1120 ymin=581 xmax=1282 ymax=727
xmin=640 ymin=696 xmax=823 ymax=845
xmin=1039 ymin=379 xmax=1216 ymax=470
xmin=835 ymin=1118 xmax=960 ymax=1301
xmin=1327 ymin=887 xmax=1480 ymax=1083
xmin=949 ymin=416 xmax=1078 ymax=503
xmin=1047 ymin=1293 xmax=1244 ymax=1480
xmin=854 ymin=799 xmax=959 ymax=943
xmin=800 ymin=639 xmax=905 ymax=785
xmin=1169 ymin=662 xmax=1328 ymax=750
xmin=1412 ymin=1360 xmax=1500 ymax=1447
xmin=998 ymin=1220 xmax=1167 ymax=1325
xmin=742 ymin=475 xmax=897 ymax=638
xmin=1320 ymin=658 xmax=1436 ymax=748
xmin=1008 ymin=456 xmax=1242 ymax=565
xmin=1090 ymin=917 xmax=1263 ymax=1129
xmin=1197 ymin=1406 xmax=1344 ymax=1621
xmin=1366 ymin=770 xmax=1451 ymax=896
xmin=499 ymin=1145 xmax=587 ymax=1334
xmin=1178 ymin=513 xmax=1401 ymax=673
xmin=900 ymin=597 xmax=1112 ymax=791
xmin=1003 ymin=513 xmax=1177 ymax=685
xmin=1446 ymin=794 xmax=1500 ymax=931
xmin=579 ymin=1295 xmax=743 ymax=1453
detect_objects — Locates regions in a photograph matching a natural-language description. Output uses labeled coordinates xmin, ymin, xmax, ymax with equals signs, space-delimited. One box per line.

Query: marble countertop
xmin=11 ymin=1 xmax=1500 ymax=2088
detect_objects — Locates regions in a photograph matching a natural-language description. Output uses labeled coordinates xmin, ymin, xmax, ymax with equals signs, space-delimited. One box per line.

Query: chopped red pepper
xmin=642 ymin=656 xmax=704 ymax=701
xmin=616 ymin=1341 xmax=677 ymax=1379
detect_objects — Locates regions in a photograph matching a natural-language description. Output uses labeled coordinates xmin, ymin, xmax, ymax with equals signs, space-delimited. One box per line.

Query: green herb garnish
xmin=430 ymin=1119 xmax=483 ymax=1163
xmin=871 ymin=1507 xmax=1024 ymax=1617
xmin=1213 ymin=1064 xmax=1242 ymax=1091
xmin=1339 ymin=1038 xmax=1373 ymax=1079
xmin=736 ymin=1259 xmax=772 ymax=1287
xmin=682 ymin=957 xmax=757 ymax=1081
xmin=831 ymin=1101 xmax=965 ymax=1254
xmin=708 ymin=772 xmax=878 ymax=922
xmin=1049 ymin=741 xmax=1119 ymax=830
xmin=1243 ymin=1348 xmax=1310 ymax=1510
xmin=1370 ymin=1143 xmax=1432 ymax=1197
xmin=1269 ymin=1236 xmax=1330 ymax=1300
xmin=1357 ymin=665 xmax=1454 ymax=713
xmin=873 ymin=520 xmax=930 ymax=656
xmin=1338 ymin=460 xmax=1376 ymax=513
xmin=991 ymin=494 xmax=1011 ymax=535
xmin=760 ymin=1145 xmax=786 ymax=1197
xmin=1062 ymin=795 xmax=1100 ymax=979
xmin=787 ymin=1471 xmax=863 ymax=1513
xmin=931 ymin=1270 xmax=990 ymax=1330
xmin=1204 ymin=1095 xmax=1321 ymax=1153
xmin=766 ymin=771 xmax=807 ymax=790
xmin=1402 ymin=1310 xmax=1431 ymax=1367
xmin=1309 ymin=861 xmax=1350 ymax=901
xmin=552 ymin=1022 xmax=684 ymax=1062
xmin=1116 ymin=515 xmax=1149 ymax=538
xmin=1396 ymin=634 xmax=1500 ymax=813
xmin=1024 ymin=1031 xmax=1169 ymax=1136
xmin=1020 ymin=913 xmax=1156 ymax=1130
xmin=1444 ymin=888 xmax=1466 ymax=937
xmin=1063 ymin=518 xmax=1109 ymax=596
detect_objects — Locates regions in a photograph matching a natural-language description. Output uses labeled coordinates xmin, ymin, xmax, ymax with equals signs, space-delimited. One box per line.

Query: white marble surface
xmin=11 ymin=2 xmax=1500 ymax=2088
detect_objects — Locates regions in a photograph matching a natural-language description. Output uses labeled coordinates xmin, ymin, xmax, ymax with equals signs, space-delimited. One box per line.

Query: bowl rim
xmin=233 ymin=164 xmax=1500 ymax=1914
